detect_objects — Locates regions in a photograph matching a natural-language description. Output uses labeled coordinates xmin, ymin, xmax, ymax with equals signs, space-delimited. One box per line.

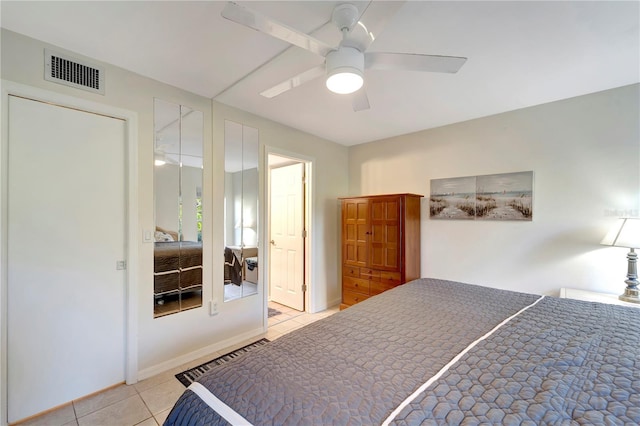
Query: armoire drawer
xmin=370 ymin=280 xmax=398 ymax=296
xmin=343 ymin=276 xmax=370 ymax=295
xmin=343 ymin=265 xmax=360 ymax=278
xmin=342 ymin=290 xmax=370 ymax=306
xmin=379 ymin=271 xmax=401 ymax=285
xmin=359 ymin=268 xmax=381 ymax=280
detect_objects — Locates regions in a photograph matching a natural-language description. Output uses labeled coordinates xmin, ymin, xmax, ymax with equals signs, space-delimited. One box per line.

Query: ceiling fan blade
xmin=260 ymin=65 xmax=325 ymax=98
xmin=342 ymin=2 xmax=406 ymax=52
xmin=222 ymin=2 xmax=334 ymax=58
xmin=365 ymin=52 xmax=467 ymax=73
xmin=352 ymin=88 xmax=370 ymax=112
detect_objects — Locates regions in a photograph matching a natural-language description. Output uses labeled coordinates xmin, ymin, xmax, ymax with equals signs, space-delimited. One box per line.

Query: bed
xmin=164 ymin=278 xmax=640 ymax=425
xmin=154 ymin=241 xmax=203 ymax=297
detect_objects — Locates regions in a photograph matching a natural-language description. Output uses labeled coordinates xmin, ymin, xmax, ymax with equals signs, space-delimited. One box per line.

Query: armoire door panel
xmin=356 ymin=224 xmax=368 ymax=242
xmin=356 ymin=245 xmax=368 ymax=264
xmin=386 ymin=248 xmax=399 ymax=269
xmin=371 ymin=224 xmax=383 ymax=243
xmin=345 ymin=245 xmax=356 ymax=263
xmin=370 ymin=246 xmax=399 ymax=270
xmin=346 ymin=203 xmax=356 ymax=218
xmin=387 ymin=225 xmax=398 ymax=245
xmin=386 ymin=201 xmax=399 ymax=221
xmin=370 ymin=246 xmax=382 ymax=268
xmin=356 ymin=202 xmax=368 ymax=221
xmin=346 ymin=223 xmax=357 ymax=241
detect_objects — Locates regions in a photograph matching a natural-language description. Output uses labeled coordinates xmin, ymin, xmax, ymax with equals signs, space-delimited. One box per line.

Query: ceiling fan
xmin=221 ymin=1 xmax=467 ymax=112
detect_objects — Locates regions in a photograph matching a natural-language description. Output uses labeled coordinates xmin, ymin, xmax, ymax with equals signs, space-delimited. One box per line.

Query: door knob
xmin=270 ymin=240 xmax=276 ymax=245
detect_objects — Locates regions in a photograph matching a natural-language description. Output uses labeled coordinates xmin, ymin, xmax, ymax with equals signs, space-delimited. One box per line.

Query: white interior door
xmin=269 ymin=163 xmax=304 ymax=311
xmin=7 ymin=96 xmax=126 ymax=422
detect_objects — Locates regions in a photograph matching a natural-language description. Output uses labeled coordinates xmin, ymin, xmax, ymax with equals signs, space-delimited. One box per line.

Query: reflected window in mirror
xmin=153 ymin=99 xmax=204 ymax=317
xmin=224 ymin=120 xmax=259 ymax=302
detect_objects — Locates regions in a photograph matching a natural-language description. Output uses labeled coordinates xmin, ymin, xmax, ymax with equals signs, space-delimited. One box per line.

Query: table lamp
xmin=601 ymin=217 xmax=640 ymax=303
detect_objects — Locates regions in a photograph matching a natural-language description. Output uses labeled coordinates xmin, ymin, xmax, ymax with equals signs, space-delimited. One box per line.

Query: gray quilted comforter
xmin=164 ymin=279 xmax=640 ymax=425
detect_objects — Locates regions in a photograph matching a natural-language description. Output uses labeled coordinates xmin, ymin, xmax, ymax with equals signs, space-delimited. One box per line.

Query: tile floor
xmin=17 ymin=302 xmax=339 ymax=426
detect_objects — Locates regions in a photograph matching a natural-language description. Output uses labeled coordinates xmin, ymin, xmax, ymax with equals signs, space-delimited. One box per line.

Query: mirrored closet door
xmin=153 ymin=99 xmax=204 ymax=317
xmin=223 ymin=120 xmax=259 ymax=302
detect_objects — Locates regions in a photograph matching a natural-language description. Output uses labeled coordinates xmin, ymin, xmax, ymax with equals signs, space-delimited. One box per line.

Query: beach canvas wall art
xmin=430 ymin=171 xmax=533 ymax=221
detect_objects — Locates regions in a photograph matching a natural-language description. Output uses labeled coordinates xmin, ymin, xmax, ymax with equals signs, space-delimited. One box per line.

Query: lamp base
xmin=619 ymin=286 xmax=640 ymax=304
xmin=619 ymin=248 xmax=639 ymax=304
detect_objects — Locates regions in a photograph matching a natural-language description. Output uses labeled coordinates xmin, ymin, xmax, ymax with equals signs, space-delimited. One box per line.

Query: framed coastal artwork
xmin=430 ymin=171 xmax=533 ymax=221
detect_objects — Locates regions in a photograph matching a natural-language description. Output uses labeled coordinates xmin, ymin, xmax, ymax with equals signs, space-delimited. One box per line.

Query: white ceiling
xmin=2 ymin=1 xmax=638 ymax=146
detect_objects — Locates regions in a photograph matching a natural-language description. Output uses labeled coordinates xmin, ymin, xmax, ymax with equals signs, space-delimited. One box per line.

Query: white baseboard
xmin=137 ymin=326 xmax=266 ymax=381
xmin=308 ymin=296 xmax=342 ymax=314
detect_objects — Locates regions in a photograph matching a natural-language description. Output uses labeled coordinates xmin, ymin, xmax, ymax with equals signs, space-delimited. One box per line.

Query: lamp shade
xmin=601 ymin=218 xmax=640 ymax=248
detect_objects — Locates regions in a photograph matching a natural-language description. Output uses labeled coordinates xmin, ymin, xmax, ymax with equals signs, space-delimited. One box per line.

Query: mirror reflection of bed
xmin=154 ymin=227 xmax=203 ymax=316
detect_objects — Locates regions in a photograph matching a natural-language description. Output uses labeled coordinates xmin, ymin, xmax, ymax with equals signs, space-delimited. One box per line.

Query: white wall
xmin=0 ymin=29 xmax=348 ymax=383
xmin=154 ymin=164 xmax=180 ymax=235
xmin=224 ymin=171 xmax=236 ymax=246
xmin=226 ymin=167 xmax=258 ymax=247
xmin=349 ymin=84 xmax=640 ymax=296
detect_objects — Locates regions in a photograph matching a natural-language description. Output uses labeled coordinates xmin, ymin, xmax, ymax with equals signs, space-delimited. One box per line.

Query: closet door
xmin=7 ymin=96 xmax=126 ymax=422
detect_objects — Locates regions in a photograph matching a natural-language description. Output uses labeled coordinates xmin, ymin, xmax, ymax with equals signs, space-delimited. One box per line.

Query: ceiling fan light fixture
xmin=325 ymin=47 xmax=364 ymax=95
xmin=326 ymin=69 xmax=363 ymax=94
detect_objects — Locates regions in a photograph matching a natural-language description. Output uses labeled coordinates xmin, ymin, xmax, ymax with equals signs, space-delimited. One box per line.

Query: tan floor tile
xmin=265 ymin=329 xmax=283 ymax=341
xmin=273 ymin=311 xmax=295 ymax=321
xmin=77 ymin=395 xmax=151 ymax=426
xmin=154 ymin=408 xmax=172 ymax=425
xmin=135 ymin=417 xmax=158 ymax=426
xmin=267 ymin=316 xmax=283 ymax=326
xmin=139 ymin=378 xmax=186 ymax=415
xmin=291 ymin=313 xmax=317 ymax=325
xmin=270 ymin=320 xmax=302 ymax=334
xmin=19 ymin=403 xmax=76 ymax=426
xmin=73 ymin=384 xmax=138 ymax=418
xmin=134 ymin=367 xmax=182 ymax=393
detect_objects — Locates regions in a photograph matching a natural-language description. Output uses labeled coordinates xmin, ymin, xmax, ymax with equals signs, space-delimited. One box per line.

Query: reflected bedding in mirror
xmin=224 ymin=247 xmax=242 ymax=286
xmin=153 ymin=99 xmax=204 ymax=317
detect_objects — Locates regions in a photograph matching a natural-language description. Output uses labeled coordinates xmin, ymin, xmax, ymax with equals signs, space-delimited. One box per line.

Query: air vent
xmin=44 ymin=49 xmax=105 ymax=95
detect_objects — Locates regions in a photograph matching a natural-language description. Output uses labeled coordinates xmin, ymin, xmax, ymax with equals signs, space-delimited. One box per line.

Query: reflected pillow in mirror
xmin=155 ymin=231 xmax=174 ymax=242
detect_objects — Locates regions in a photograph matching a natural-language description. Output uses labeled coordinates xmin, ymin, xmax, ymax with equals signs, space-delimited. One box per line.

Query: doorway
xmin=5 ymin=94 xmax=129 ymax=422
xmin=267 ymin=153 xmax=311 ymax=312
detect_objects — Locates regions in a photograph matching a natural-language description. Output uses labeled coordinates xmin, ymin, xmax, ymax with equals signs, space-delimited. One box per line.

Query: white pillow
xmin=155 ymin=231 xmax=174 ymax=242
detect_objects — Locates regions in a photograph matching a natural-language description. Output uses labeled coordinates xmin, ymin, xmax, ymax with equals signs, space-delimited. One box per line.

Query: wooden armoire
xmin=339 ymin=193 xmax=423 ymax=309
